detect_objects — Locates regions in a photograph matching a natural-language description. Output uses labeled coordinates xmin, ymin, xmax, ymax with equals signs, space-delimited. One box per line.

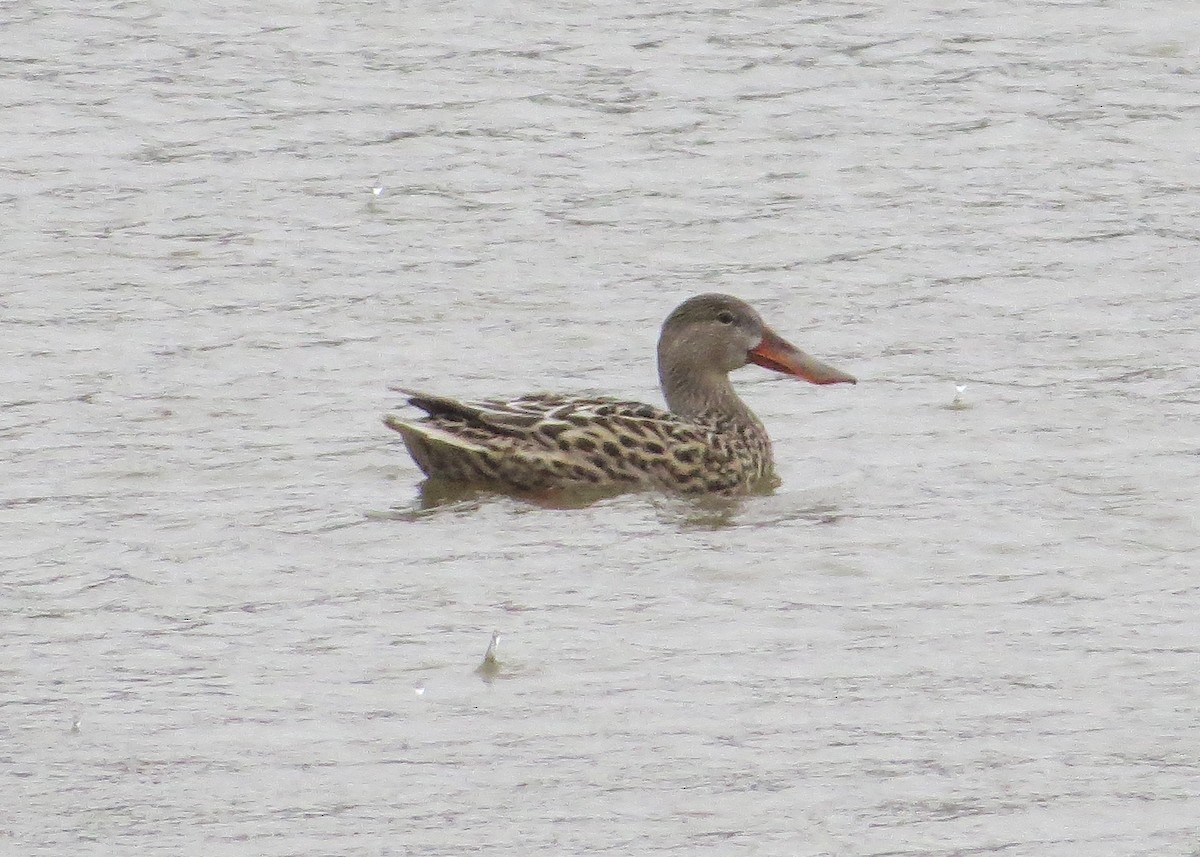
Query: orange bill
xmin=748 ymin=328 xmax=857 ymax=385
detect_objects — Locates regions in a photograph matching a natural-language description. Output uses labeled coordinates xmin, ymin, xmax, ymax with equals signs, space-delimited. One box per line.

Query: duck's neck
xmin=660 ymin=365 xmax=761 ymax=430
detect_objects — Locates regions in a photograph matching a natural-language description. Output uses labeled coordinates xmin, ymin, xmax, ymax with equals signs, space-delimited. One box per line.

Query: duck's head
xmin=657 ymin=293 xmax=857 ymax=385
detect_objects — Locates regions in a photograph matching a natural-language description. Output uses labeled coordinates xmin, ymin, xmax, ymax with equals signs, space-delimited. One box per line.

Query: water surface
xmin=4 ymin=1 xmax=1199 ymax=855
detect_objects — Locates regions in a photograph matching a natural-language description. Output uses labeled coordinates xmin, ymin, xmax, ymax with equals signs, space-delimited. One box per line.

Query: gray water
xmin=4 ymin=1 xmax=1199 ymax=855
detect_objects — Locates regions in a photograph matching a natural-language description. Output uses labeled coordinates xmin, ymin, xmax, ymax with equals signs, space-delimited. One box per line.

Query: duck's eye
xmin=716 ymin=310 xmax=735 ymax=325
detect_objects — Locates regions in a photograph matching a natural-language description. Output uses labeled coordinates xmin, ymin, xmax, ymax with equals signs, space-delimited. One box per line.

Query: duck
xmin=384 ymin=293 xmax=856 ymax=495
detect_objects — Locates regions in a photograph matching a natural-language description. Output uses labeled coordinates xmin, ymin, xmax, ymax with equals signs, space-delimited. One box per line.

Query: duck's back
xmin=384 ymin=390 xmax=772 ymax=494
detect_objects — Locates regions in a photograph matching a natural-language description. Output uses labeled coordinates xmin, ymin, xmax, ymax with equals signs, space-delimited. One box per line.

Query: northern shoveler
xmin=384 ymin=293 xmax=856 ymax=494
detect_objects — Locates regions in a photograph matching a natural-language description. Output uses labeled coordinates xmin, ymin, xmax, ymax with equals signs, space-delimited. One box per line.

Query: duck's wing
xmin=390 ymin=387 xmax=687 ymax=435
xmin=384 ymin=388 xmax=715 ymax=490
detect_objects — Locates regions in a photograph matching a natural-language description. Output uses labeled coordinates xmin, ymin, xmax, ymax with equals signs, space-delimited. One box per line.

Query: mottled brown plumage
xmin=384 ymin=294 xmax=856 ymax=495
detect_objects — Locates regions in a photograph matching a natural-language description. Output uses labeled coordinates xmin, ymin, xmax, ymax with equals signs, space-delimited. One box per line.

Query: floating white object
xmin=947 ymin=384 xmax=970 ymax=411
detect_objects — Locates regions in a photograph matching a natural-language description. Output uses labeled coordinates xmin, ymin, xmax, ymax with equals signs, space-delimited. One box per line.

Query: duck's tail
xmin=383 ymin=415 xmax=491 ymax=481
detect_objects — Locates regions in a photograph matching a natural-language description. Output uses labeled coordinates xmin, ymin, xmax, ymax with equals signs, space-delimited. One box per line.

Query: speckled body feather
xmin=384 ymin=391 xmax=775 ymax=495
